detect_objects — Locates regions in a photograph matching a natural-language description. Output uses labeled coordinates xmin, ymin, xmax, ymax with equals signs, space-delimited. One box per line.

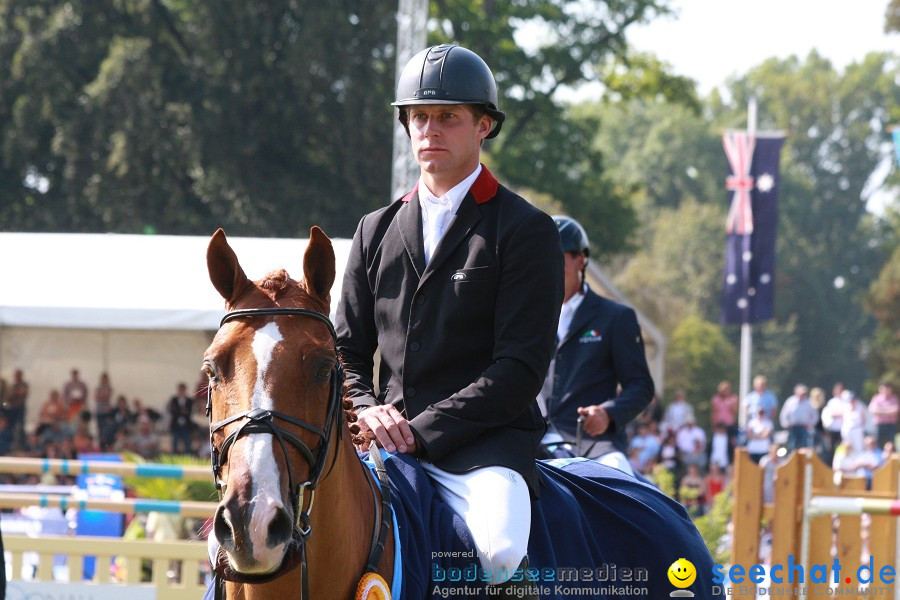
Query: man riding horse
xmin=336 ymin=44 xmax=564 ymax=599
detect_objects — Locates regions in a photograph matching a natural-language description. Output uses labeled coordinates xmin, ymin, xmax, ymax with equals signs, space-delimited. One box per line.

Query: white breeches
xmin=420 ymin=462 xmax=531 ymax=584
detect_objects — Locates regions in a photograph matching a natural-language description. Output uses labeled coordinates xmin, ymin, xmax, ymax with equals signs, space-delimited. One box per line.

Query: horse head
xmin=204 ymin=227 xmax=340 ymax=577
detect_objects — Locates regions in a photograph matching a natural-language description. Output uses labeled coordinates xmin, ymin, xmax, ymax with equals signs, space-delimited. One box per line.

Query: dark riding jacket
xmin=335 ymin=166 xmax=564 ymax=492
xmin=542 ymin=287 xmax=655 ymax=455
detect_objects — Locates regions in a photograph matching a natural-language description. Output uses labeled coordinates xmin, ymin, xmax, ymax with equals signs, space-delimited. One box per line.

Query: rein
xmin=207 ymin=307 xmax=391 ymax=599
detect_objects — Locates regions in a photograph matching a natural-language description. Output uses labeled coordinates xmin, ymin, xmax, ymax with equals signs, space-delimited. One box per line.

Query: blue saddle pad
xmin=382 ymin=453 xmax=722 ymax=600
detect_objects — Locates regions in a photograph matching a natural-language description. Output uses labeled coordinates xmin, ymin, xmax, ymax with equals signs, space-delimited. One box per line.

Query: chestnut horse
xmin=203 ymin=227 xmax=393 ymax=600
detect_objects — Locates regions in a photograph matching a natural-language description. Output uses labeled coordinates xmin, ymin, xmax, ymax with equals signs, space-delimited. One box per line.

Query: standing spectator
xmin=5 ymin=369 xmax=29 ymax=449
xmin=168 ymin=382 xmax=194 ymax=454
xmin=779 ymin=384 xmax=818 ymax=452
xmin=742 ymin=374 xmax=778 ymax=425
xmin=808 ymin=386 xmax=826 ymax=457
xmin=662 ymin=390 xmax=695 ymax=437
xmin=94 ymin=372 xmax=113 ymax=442
xmin=538 ymin=216 xmax=654 ymax=475
xmin=868 ymin=382 xmax=899 ymax=449
xmin=62 ymin=369 xmax=89 ymax=422
xmin=707 ymin=423 xmax=733 ymax=469
xmin=758 ymin=444 xmax=780 ymax=503
xmin=676 ymin=417 xmax=707 ymax=469
xmin=710 ymin=380 xmax=739 ymax=436
xmin=841 ymin=392 xmax=870 ymax=454
xmin=659 ymin=432 xmax=679 ymax=473
xmin=821 ymin=383 xmax=849 ymax=463
xmin=745 ymin=408 xmax=774 ymax=463
xmin=109 ymin=395 xmax=134 ymax=439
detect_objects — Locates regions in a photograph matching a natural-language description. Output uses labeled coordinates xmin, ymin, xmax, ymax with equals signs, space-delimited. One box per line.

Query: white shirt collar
xmin=417 ymin=164 xmax=482 ymax=219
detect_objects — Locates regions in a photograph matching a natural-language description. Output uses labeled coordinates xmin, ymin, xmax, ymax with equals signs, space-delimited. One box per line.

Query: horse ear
xmin=303 ymin=226 xmax=336 ymax=304
xmin=207 ymin=228 xmax=251 ymax=304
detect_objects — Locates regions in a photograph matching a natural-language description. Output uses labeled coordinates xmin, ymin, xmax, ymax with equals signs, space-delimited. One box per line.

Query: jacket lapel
xmin=400 ymin=166 xmax=499 ymax=288
xmin=560 ymin=291 xmax=600 ymax=347
xmin=397 ymin=185 xmax=426 ymax=279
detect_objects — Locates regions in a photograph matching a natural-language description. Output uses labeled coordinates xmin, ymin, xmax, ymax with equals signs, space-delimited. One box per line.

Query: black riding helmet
xmin=393 ymin=44 xmax=506 ymax=139
xmin=552 ymin=215 xmax=590 ymax=258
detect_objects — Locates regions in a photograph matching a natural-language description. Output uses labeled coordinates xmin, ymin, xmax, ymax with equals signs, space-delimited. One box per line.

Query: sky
xmin=626 ymin=0 xmax=897 ymax=94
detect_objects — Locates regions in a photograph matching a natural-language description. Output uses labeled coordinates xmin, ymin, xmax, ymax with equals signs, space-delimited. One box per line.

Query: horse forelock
xmin=258 ymin=269 xmax=296 ymax=299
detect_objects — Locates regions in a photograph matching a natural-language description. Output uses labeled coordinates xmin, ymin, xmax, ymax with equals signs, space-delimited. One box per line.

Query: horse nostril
xmin=214 ymin=504 xmax=237 ymax=550
xmin=266 ymin=506 xmax=293 ymax=548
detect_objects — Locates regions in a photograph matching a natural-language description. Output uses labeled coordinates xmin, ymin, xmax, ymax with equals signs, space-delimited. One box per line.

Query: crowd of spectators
xmin=623 ymin=376 xmax=899 ymax=516
xmin=0 ymin=368 xmax=207 ymax=484
xmin=2 ymin=366 xmax=897 ymax=517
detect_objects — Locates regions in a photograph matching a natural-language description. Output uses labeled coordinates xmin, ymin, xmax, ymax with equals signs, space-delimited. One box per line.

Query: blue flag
xmin=721 ymin=135 xmax=785 ymax=325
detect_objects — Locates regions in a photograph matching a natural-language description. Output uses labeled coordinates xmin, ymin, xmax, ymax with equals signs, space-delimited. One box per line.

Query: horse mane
xmin=339 ymin=359 xmax=367 ymax=447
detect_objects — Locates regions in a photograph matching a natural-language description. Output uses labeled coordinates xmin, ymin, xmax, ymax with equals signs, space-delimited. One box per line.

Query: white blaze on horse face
xmin=246 ymin=321 xmax=288 ymax=562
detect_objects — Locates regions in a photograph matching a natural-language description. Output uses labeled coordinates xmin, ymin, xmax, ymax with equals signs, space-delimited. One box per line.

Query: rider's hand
xmin=577 ymin=405 xmax=611 ymax=436
xmin=355 ymin=405 xmax=418 ymax=454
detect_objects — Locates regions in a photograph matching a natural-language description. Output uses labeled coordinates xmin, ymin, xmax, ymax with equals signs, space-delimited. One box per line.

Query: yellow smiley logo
xmin=668 ymin=558 xmax=696 ymax=588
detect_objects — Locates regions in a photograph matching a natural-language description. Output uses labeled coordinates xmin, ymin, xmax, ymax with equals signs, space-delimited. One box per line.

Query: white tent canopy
xmin=0 ymin=232 xmax=352 ymax=432
xmin=0 ymin=232 xmax=352 ymax=330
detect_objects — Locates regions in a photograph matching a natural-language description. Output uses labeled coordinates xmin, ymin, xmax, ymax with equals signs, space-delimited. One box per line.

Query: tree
xmin=665 ymin=314 xmax=737 ymax=429
xmin=866 ymin=245 xmax=900 ymax=386
xmin=1 ymin=1 xmax=670 ymax=248
xmin=0 ymin=1 xmax=396 ymax=238
xmin=866 ymin=208 xmax=900 ymax=386
xmin=711 ymin=52 xmax=900 ymax=392
xmin=429 ymin=0 xmax=673 ymax=257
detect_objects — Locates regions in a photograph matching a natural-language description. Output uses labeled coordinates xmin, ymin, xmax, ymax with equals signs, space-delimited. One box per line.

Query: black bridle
xmin=208 ymin=307 xmax=344 ymax=599
xmin=207 ymin=306 xmax=393 ymax=600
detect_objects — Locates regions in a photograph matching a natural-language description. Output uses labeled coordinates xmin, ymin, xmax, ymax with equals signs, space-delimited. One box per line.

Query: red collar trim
xmin=401 ymin=165 xmax=498 ymax=205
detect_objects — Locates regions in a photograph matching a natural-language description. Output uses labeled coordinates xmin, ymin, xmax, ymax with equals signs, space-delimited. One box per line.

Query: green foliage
xmin=584 ymin=96 xmax=724 ymax=218
xmin=604 ymin=51 xmax=900 ymax=397
xmin=598 ymin=51 xmax=701 ymax=113
xmin=0 ymin=0 xmax=396 ymax=238
xmin=866 ymin=242 xmax=900 ymax=387
xmin=692 ymin=482 xmax=733 ymax=566
xmin=649 ymin=463 xmax=675 ymax=498
xmin=0 ymin=0 xmax=669 ymax=254
xmin=666 ymin=315 xmax=737 ymax=429
xmin=430 ymin=0 xmax=673 ymax=258
xmin=615 ymin=200 xmax=727 ymax=330
xmin=712 ymin=52 xmax=900 ymax=392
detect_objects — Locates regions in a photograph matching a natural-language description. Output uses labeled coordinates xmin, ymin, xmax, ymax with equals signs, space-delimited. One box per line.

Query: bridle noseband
xmin=208 ymin=307 xmax=344 ymax=597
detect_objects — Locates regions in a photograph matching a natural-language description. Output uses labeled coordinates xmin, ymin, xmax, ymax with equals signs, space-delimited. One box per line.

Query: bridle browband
xmin=207 ymin=307 xmax=391 ymax=600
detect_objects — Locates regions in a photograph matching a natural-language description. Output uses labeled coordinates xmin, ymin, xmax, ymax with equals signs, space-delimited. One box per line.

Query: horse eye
xmin=315 ymin=365 xmax=332 ymax=381
xmin=202 ymin=360 xmax=218 ymax=382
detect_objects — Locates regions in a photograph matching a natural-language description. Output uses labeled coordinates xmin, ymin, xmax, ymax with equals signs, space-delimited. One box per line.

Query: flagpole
xmin=739 ymin=98 xmax=757 ymax=422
